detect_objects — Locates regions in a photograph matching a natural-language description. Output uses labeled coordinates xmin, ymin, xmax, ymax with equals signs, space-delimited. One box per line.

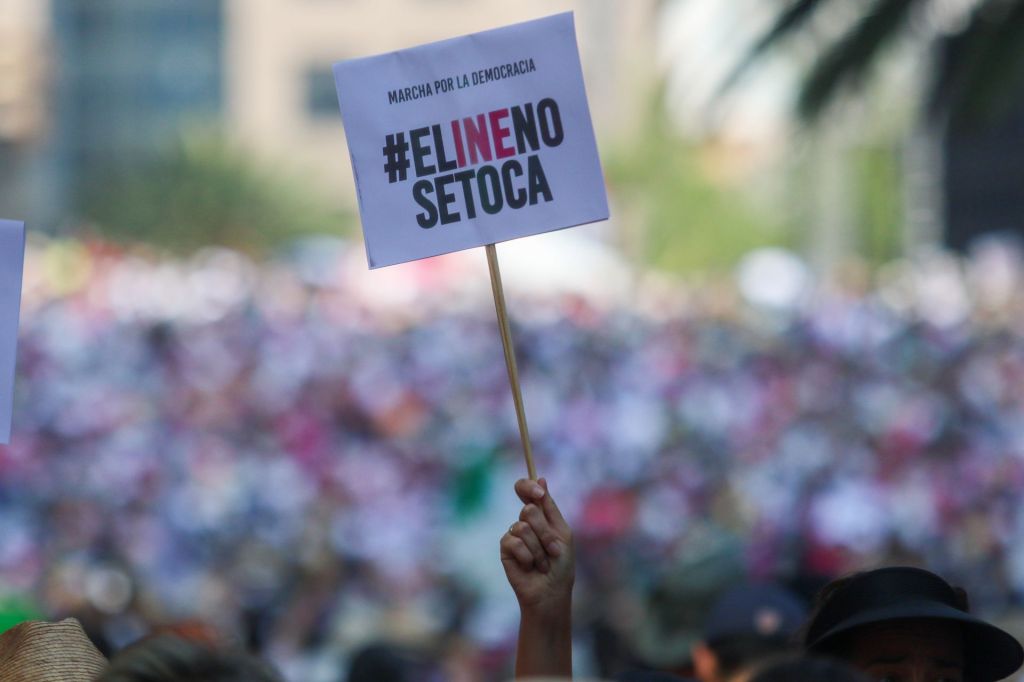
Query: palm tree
xmin=726 ymin=0 xmax=1024 ymax=128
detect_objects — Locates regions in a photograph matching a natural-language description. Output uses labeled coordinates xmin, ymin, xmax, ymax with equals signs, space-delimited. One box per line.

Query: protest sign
xmin=0 ymin=220 xmax=25 ymax=444
xmin=333 ymin=13 xmax=609 ymax=478
xmin=333 ymin=12 xmax=609 ymax=269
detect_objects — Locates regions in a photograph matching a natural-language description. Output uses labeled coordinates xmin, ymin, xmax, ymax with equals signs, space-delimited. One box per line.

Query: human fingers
xmin=510 ymin=521 xmax=550 ymax=573
xmin=520 ymin=503 xmax=562 ymax=558
xmin=537 ymin=478 xmax=571 ymax=538
xmin=500 ymin=530 xmax=536 ymax=571
xmin=514 ymin=478 xmax=546 ymax=506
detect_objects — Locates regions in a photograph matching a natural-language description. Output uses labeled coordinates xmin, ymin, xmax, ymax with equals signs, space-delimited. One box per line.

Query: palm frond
xmin=796 ymin=0 xmax=924 ymax=120
xmin=718 ymin=0 xmax=836 ymax=94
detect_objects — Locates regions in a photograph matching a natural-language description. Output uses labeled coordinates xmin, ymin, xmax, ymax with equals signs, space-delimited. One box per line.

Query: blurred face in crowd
xmin=691 ymin=642 xmax=754 ymax=682
xmin=844 ymin=620 xmax=964 ymax=682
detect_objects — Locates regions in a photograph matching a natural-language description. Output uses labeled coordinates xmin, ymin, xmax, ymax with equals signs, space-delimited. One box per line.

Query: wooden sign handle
xmin=485 ymin=243 xmax=537 ymax=480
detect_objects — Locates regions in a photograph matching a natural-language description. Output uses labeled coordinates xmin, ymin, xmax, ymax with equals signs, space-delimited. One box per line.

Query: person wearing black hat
xmin=804 ymin=566 xmax=1024 ymax=682
xmin=691 ymin=584 xmax=806 ymax=682
xmin=501 ymin=479 xmax=1024 ymax=682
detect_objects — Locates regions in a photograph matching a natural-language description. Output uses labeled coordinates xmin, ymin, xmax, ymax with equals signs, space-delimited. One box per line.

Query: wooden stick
xmin=485 ymin=243 xmax=537 ymax=480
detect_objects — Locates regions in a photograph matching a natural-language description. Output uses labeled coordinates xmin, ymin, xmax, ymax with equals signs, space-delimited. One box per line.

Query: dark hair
xmin=706 ymin=635 xmax=797 ymax=677
xmin=347 ymin=642 xmax=434 ymax=682
xmin=96 ymin=635 xmax=282 ymax=682
xmin=749 ymin=655 xmax=872 ymax=682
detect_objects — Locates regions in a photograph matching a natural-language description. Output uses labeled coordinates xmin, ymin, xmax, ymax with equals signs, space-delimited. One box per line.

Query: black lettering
xmin=527 ymin=155 xmax=553 ymax=204
xmin=410 ymin=127 xmax=435 ymax=177
xmin=414 ymin=180 xmax=437 ymax=228
xmin=502 ymin=160 xmax=526 ymax=209
xmin=538 ymin=98 xmax=564 ymax=147
xmin=432 ymin=124 xmax=457 ymax=172
xmin=453 ymin=170 xmax=477 ymax=219
xmin=477 ymin=166 xmax=503 ymax=214
xmin=435 ymin=174 xmax=460 ymax=225
xmin=511 ymin=103 xmax=539 ymax=153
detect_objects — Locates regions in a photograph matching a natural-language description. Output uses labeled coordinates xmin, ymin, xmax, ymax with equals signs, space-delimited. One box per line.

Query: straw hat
xmin=0 ymin=618 xmax=108 ymax=682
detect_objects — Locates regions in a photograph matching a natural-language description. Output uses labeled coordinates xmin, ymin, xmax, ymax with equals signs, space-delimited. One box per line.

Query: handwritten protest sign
xmin=0 ymin=220 xmax=25 ymax=444
xmin=333 ymin=12 xmax=609 ymax=269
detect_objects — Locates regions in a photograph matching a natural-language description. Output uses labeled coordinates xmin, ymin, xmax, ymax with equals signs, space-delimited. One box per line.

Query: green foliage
xmin=796 ymin=0 xmax=920 ymax=120
xmin=854 ymin=143 xmax=903 ymax=265
xmin=81 ymin=135 xmax=351 ymax=254
xmin=719 ymin=0 xmax=832 ymax=95
xmin=605 ymin=96 xmax=787 ymax=273
xmin=733 ymin=0 xmax=1024 ymax=126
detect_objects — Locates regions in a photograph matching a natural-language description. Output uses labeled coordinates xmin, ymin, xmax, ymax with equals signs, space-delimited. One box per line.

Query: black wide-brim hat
xmin=805 ymin=567 xmax=1023 ymax=682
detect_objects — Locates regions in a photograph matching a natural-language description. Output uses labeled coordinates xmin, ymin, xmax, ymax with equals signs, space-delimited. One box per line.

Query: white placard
xmin=334 ymin=12 xmax=609 ymax=268
xmin=0 ymin=220 xmax=25 ymax=444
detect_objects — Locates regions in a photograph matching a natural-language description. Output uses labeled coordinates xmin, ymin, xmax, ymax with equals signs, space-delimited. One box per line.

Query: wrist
xmin=516 ymin=594 xmax=573 ymax=678
xmin=519 ymin=592 xmax=573 ymax=624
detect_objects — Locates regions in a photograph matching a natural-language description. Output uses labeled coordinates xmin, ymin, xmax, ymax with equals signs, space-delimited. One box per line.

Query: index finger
xmin=537 ymin=478 xmax=570 ymax=535
xmin=514 ymin=478 xmax=546 ymax=506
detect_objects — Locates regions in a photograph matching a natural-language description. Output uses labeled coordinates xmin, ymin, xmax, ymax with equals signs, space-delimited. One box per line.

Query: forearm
xmin=515 ymin=598 xmax=573 ymax=679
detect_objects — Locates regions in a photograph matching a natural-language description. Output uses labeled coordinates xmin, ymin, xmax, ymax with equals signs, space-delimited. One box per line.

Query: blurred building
xmin=224 ymin=0 xmax=658 ymax=198
xmin=1 ymin=0 xmax=224 ymax=227
xmin=937 ymin=30 xmax=1024 ymax=255
xmin=0 ymin=0 xmax=657 ymax=229
xmin=905 ymin=37 xmax=1024 ymax=255
xmin=47 ymin=0 xmax=224 ymax=224
xmin=50 ymin=0 xmax=223 ymax=166
xmin=0 ymin=0 xmax=47 ymax=141
xmin=942 ymin=103 xmax=1024 ymax=252
xmin=0 ymin=0 xmax=50 ymax=221
xmin=5 ymin=0 xmax=1018 ymax=259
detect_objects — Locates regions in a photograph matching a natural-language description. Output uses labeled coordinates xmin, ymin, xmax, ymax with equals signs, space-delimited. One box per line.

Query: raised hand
xmin=500 ymin=477 xmax=574 ymax=677
xmin=501 ymin=477 xmax=575 ymax=613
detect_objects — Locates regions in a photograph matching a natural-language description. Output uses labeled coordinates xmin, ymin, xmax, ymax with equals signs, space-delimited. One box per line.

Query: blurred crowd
xmin=4 ymin=235 xmax=1024 ymax=680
